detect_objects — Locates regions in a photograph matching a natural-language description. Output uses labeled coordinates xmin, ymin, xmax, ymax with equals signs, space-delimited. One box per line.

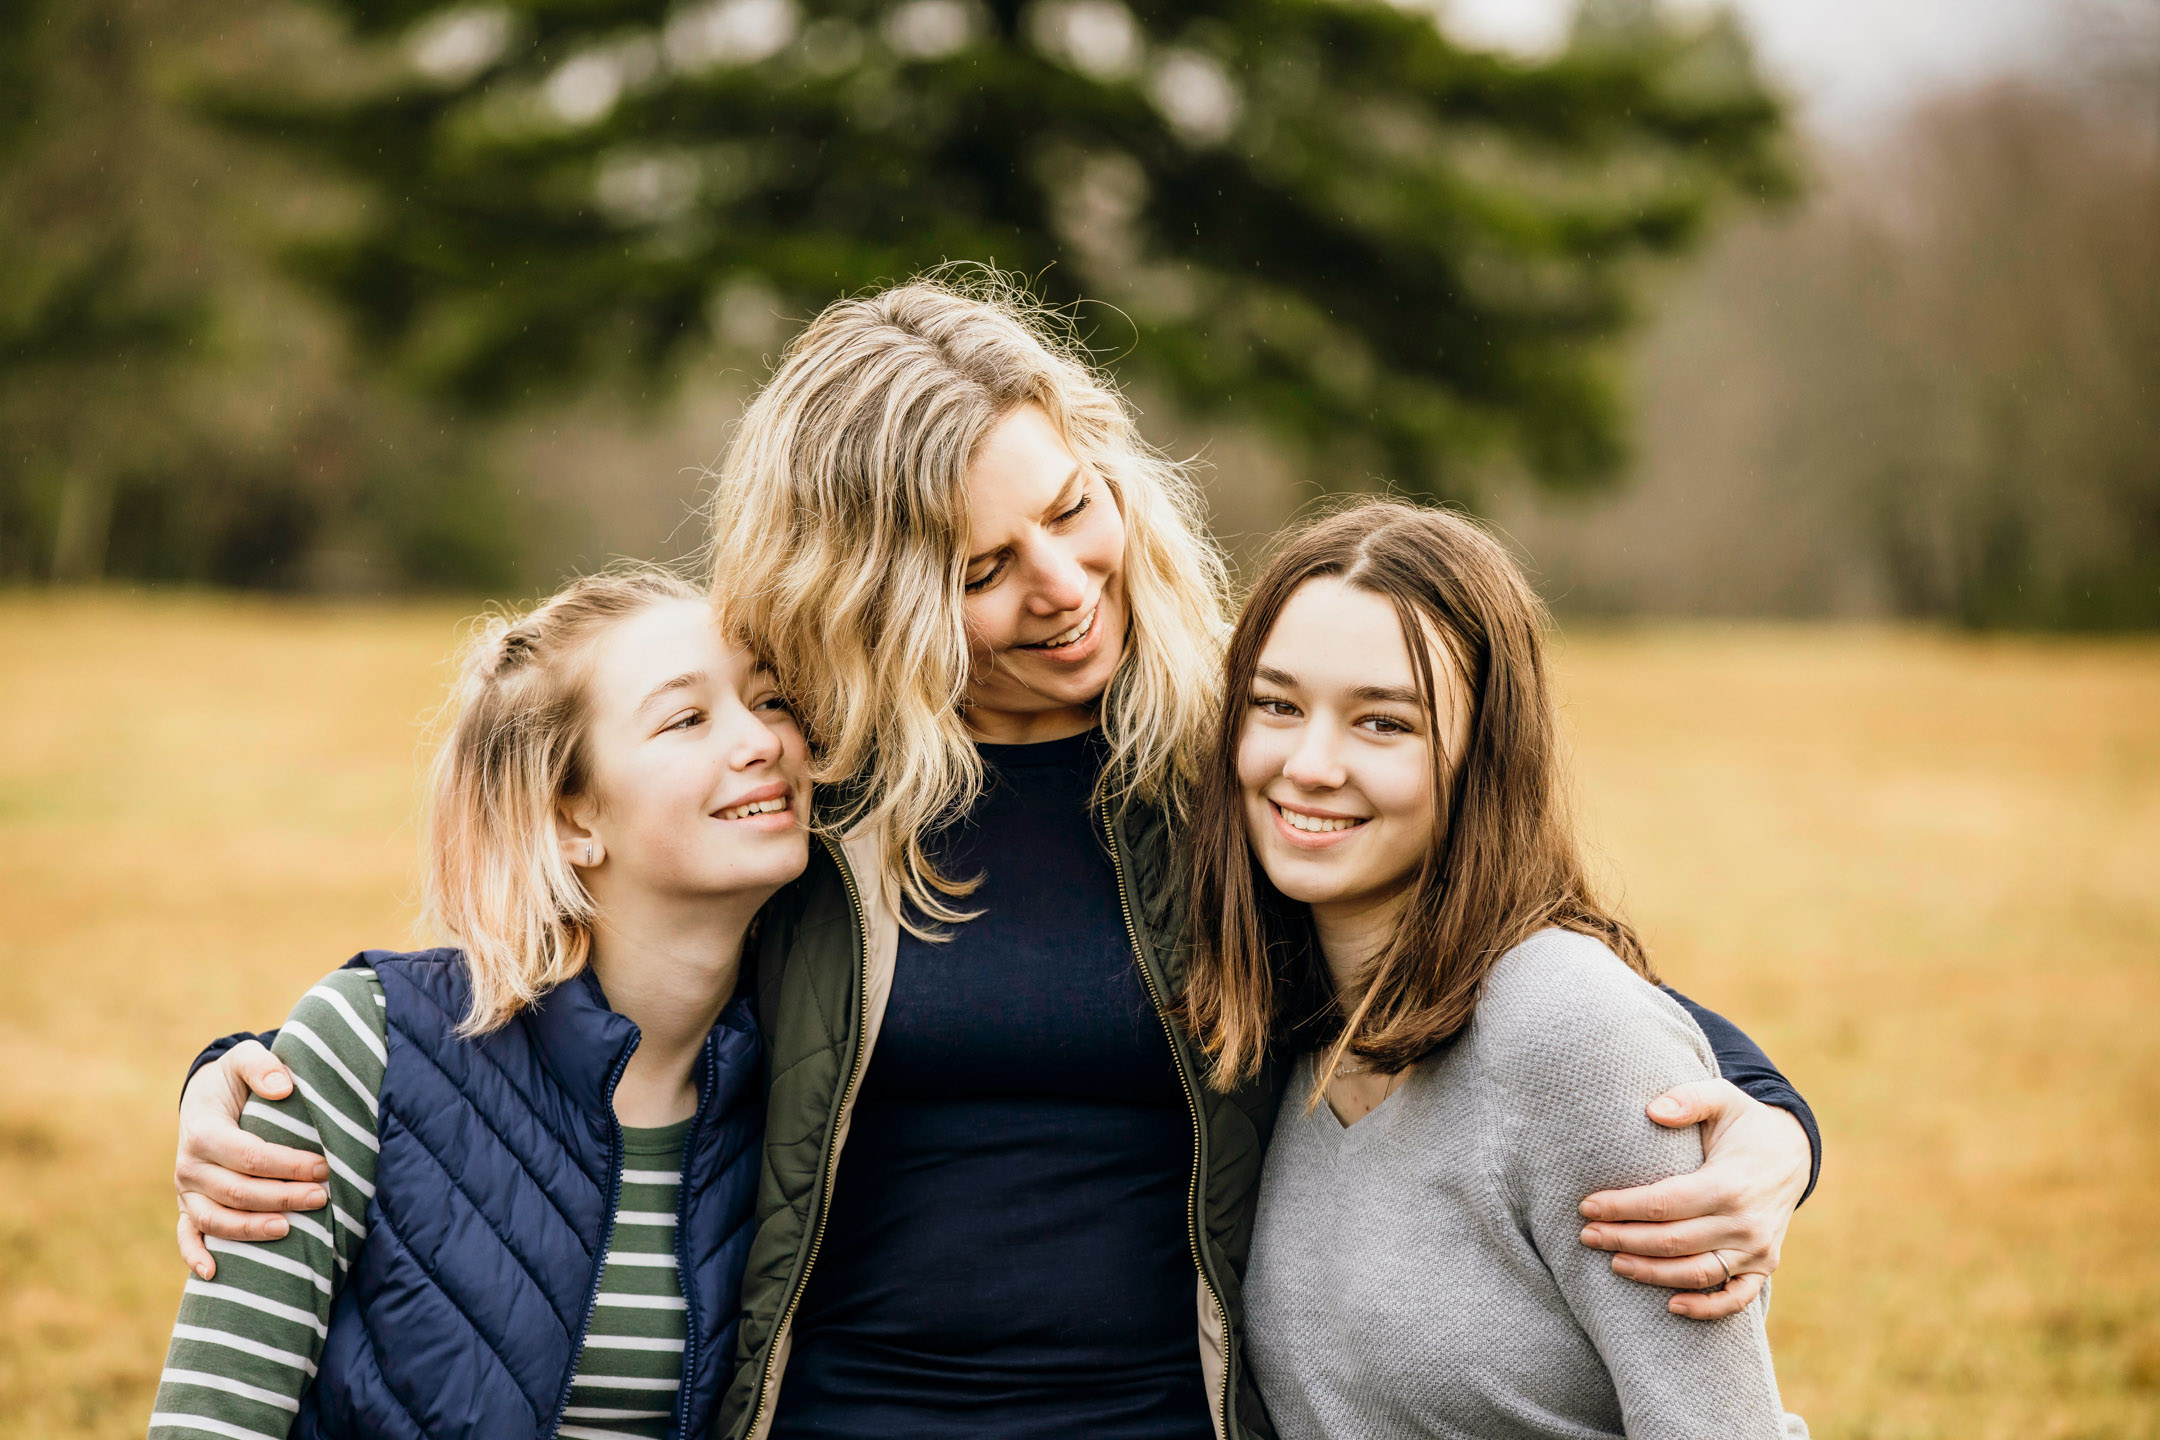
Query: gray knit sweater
xmin=1244 ymin=929 xmax=1807 ymax=1440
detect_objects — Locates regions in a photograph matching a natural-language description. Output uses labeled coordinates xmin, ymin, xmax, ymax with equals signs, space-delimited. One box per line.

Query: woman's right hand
xmin=174 ymin=1040 xmax=330 ymax=1279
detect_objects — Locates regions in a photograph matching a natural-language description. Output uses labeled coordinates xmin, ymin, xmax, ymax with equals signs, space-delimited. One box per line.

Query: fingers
xmin=226 ymin=1041 xmax=294 ymax=1102
xmin=171 ymin=1039 xmax=327 ymax=1264
xmin=1580 ymin=1216 xmax=1752 ymax=1260
xmin=177 ymin=1045 xmax=325 ymax=1198
xmin=177 ymin=1209 xmax=216 ymax=1280
xmin=177 ymin=1063 xmax=328 ymax=1189
xmin=1583 ymin=1079 xmax=1799 ymax=1322
xmin=179 ymin=1119 xmax=328 ymax=1187
xmin=1606 ymin=1249 xmax=1738 ymax=1291
xmin=1579 ymin=1169 xmax=1734 ymax=1225
xmin=175 ymin=1157 xmax=328 ymax=1216
xmin=179 ymin=1187 xmax=300 ymax=1244
xmin=1646 ymin=1077 xmax=1742 ymax=1129
xmin=1667 ymin=1270 xmax=1766 ymax=1321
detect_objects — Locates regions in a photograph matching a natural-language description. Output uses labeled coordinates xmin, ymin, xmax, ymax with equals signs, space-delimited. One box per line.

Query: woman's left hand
xmin=1575 ymin=1079 xmax=1812 ymax=1320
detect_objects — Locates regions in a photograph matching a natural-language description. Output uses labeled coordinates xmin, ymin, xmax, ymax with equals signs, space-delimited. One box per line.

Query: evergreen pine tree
xmin=207 ymin=0 xmax=1793 ymax=498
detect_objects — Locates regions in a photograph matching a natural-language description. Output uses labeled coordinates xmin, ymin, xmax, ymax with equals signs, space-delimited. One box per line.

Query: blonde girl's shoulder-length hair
xmin=708 ymin=269 xmax=1230 ymax=926
xmin=422 ymin=565 xmax=704 ymax=1034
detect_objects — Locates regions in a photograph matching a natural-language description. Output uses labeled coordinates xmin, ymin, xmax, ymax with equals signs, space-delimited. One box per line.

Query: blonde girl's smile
xmin=712 ymin=784 xmax=794 ymax=824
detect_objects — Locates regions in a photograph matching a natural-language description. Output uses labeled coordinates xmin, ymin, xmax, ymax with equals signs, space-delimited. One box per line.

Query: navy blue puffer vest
xmin=290 ymin=948 xmax=763 ymax=1440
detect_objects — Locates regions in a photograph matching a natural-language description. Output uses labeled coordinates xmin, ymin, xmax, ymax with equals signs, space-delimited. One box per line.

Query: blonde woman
xmin=170 ymin=277 xmax=1819 ymax=1440
xmin=149 ymin=571 xmax=802 ymax=1440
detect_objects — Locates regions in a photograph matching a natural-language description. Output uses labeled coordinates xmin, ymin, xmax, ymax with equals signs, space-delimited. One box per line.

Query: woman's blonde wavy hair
xmin=707 ymin=271 xmax=1229 ymax=925
xmin=421 ymin=565 xmax=704 ymax=1033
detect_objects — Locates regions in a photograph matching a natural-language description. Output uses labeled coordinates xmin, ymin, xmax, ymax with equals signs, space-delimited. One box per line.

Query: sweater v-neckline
xmin=1310 ymin=1056 xmax=1408 ymax=1153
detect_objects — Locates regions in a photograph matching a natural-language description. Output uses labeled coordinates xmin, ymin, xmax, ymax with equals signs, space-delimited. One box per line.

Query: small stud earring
xmin=585 ymin=840 xmax=594 ymax=866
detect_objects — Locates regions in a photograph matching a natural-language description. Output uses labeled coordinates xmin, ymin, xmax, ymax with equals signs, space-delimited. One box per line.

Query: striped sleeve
xmin=149 ymin=967 xmax=387 ymax=1440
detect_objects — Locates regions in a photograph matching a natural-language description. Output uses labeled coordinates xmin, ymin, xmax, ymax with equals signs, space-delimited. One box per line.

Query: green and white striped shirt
xmin=148 ymin=967 xmax=692 ymax=1440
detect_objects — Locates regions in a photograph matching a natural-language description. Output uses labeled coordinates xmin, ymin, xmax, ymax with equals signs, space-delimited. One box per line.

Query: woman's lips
xmin=1268 ymin=800 xmax=1370 ymax=849
xmin=1016 ymin=604 xmax=1102 ymax=665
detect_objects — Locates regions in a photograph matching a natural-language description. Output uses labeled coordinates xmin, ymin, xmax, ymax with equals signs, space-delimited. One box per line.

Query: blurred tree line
xmin=1501 ymin=17 xmax=2160 ymax=631
xmin=1777 ymin=75 xmax=2160 ymax=629
xmin=0 ymin=0 xmax=516 ymax=587
xmin=1 ymin=0 xmax=1788 ymax=590
xmin=3 ymin=0 xmax=2152 ymax=628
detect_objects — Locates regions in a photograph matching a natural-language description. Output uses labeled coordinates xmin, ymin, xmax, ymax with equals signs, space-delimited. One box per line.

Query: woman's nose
xmin=1021 ymin=539 xmax=1089 ymax=615
xmin=1283 ymin=725 xmax=1347 ymax=789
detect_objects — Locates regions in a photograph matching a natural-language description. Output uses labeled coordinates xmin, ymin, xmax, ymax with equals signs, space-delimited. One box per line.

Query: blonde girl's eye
xmin=1053 ymin=490 xmax=1091 ymax=526
xmin=663 ymin=709 xmax=705 ymax=733
xmin=754 ymin=693 xmax=795 ymax=717
xmin=964 ymin=557 xmax=1007 ymax=594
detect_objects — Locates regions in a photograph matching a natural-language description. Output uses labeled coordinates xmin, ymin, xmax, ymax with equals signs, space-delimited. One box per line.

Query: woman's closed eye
xmin=966 ymin=491 xmax=1091 ymax=593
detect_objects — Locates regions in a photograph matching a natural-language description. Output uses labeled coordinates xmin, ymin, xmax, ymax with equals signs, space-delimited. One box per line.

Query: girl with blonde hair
xmin=152 ymin=569 xmax=802 ymax=1440
xmin=173 ymin=275 xmax=1820 ymax=1440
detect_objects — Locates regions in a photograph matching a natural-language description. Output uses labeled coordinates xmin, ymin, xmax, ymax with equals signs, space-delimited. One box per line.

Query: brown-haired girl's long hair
xmin=1181 ymin=499 xmax=1653 ymax=1095
xmin=422 ymin=566 xmax=704 ymax=1034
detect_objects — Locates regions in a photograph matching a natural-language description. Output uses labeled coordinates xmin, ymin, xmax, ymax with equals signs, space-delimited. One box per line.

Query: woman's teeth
xmin=1281 ymin=807 xmax=1363 ymax=834
xmin=717 ymin=796 xmax=789 ymax=820
xmin=1031 ymin=608 xmax=1096 ymax=650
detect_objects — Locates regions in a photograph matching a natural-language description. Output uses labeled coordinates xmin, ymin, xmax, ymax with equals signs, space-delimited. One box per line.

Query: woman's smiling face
xmin=957 ymin=403 xmax=1129 ymax=743
xmin=1237 ymin=578 xmax=1470 ymax=928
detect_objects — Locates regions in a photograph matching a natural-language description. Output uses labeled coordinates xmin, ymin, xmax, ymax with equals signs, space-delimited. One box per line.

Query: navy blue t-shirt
xmin=771 ymin=730 xmax=1210 ymax=1440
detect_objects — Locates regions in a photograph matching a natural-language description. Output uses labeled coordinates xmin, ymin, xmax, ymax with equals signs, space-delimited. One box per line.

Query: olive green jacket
xmin=717 ymin=801 xmax=1285 ymax=1440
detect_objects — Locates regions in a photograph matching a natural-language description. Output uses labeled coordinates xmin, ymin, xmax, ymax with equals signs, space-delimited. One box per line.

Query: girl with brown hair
xmin=1186 ymin=500 xmax=1807 ymax=1438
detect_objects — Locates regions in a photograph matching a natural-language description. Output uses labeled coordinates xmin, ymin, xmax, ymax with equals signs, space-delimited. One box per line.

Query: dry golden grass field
xmin=1 ymin=592 xmax=2156 ymax=1439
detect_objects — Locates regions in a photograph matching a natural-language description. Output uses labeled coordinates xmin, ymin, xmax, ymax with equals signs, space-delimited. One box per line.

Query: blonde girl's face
xmin=1237 ymin=578 xmax=1470 ymax=927
xmin=957 ymin=403 xmax=1129 ymax=743
xmin=569 ymin=598 xmax=810 ymax=902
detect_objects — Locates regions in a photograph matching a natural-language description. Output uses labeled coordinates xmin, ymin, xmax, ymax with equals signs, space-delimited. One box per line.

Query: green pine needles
xmin=202 ymin=0 xmax=1795 ymax=500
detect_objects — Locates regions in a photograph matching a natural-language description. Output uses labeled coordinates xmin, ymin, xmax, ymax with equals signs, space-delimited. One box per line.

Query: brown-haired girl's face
xmin=568 ymin=598 xmax=811 ymax=903
xmin=957 ymin=403 xmax=1129 ymax=741
xmin=1237 ymin=578 xmax=1469 ymax=928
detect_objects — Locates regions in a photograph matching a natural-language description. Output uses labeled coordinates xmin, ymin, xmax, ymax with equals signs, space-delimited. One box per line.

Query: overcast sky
xmin=1439 ymin=0 xmax=2094 ymax=133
